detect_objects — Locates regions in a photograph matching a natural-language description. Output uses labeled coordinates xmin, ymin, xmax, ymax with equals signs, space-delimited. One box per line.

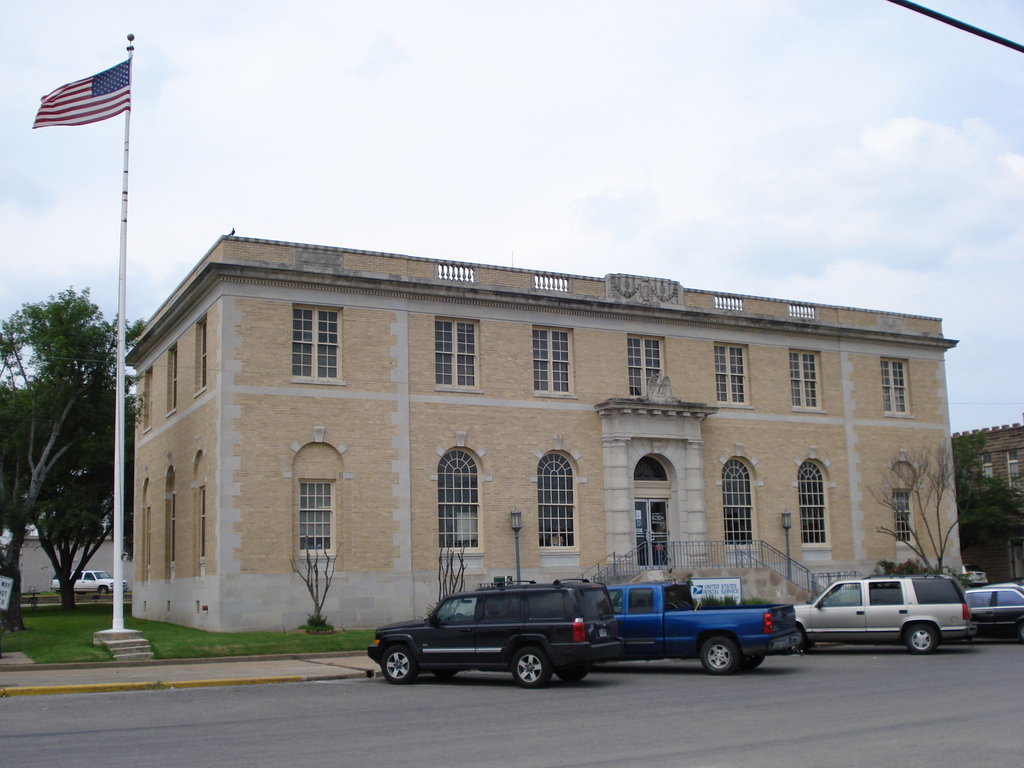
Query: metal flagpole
xmin=110 ymin=33 xmax=135 ymax=632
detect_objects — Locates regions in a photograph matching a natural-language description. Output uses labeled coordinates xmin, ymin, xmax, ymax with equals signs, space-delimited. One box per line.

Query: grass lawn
xmin=1 ymin=604 xmax=375 ymax=664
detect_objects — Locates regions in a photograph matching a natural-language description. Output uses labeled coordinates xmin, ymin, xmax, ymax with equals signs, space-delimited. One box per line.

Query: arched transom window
xmin=537 ymin=454 xmax=575 ymax=547
xmin=438 ymin=450 xmax=479 ymax=548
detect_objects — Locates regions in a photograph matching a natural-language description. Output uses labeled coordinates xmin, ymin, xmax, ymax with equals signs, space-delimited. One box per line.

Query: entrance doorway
xmin=635 ymin=499 xmax=668 ymax=566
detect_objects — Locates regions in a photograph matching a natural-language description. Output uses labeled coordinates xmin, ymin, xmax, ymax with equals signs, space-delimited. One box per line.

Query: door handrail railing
xmin=582 ymin=539 xmax=859 ymax=595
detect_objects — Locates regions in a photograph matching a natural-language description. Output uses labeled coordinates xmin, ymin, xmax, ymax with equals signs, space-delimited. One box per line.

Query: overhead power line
xmin=885 ymin=0 xmax=1024 ymax=55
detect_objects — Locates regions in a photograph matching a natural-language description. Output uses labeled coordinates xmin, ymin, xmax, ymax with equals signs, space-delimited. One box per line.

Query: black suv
xmin=367 ymin=580 xmax=622 ymax=688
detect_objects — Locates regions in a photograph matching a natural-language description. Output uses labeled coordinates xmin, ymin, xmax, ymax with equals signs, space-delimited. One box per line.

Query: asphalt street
xmin=2 ymin=640 xmax=1020 ymax=768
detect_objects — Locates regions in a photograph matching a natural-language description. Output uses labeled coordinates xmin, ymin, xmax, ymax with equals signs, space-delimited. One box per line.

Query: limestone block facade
xmin=129 ymin=236 xmax=961 ymax=631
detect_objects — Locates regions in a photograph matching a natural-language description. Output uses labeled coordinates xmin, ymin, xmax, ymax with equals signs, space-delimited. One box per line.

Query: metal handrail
xmin=583 ymin=539 xmax=859 ymax=595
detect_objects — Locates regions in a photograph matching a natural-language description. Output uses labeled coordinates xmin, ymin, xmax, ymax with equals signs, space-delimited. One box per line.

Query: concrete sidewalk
xmin=0 ymin=650 xmax=377 ymax=697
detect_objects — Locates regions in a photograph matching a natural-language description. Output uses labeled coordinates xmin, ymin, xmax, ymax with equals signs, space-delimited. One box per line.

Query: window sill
xmin=716 ymin=402 xmax=754 ymax=410
xmin=291 ymin=377 xmax=347 ymax=387
xmin=533 ymin=391 xmax=578 ymax=400
xmin=434 ymin=385 xmax=484 ymax=394
xmin=883 ymin=412 xmax=915 ymax=419
xmin=800 ymin=546 xmax=832 ymax=562
xmin=539 ymin=551 xmax=580 ymax=567
xmin=193 ymin=386 xmax=207 ymax=399
xmin=791 ymin=406 xmax=826 ymax=415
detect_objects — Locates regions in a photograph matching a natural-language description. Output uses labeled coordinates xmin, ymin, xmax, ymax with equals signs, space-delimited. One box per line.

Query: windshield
xmin=93 ymin=572 xmax=112 ymax=579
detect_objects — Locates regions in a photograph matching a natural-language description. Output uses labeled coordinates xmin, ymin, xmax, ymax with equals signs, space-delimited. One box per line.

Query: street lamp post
xmin=510 ymin=506 xmax=523 ymax=583
xmin=781 ymin=509 xmax=793 ymax=580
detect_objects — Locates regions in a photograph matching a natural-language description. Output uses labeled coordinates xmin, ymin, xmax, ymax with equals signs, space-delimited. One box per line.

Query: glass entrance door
xmin=635 ymin=499 xmax=668 ymax=566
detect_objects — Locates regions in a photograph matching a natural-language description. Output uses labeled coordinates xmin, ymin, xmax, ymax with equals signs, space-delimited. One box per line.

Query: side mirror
xmin=428 ymin=614 xmax=441 ymax=627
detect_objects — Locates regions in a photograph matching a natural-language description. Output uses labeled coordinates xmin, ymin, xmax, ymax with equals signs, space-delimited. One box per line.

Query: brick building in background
xmin=956 ymin=419 xmax=1024 ymax=582
xmin=128 ymin=236 xmax=961 ymax=631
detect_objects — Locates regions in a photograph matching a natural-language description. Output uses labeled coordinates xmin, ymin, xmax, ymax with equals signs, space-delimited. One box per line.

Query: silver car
xmin=795 ymin=576 xmax=974 ymax=654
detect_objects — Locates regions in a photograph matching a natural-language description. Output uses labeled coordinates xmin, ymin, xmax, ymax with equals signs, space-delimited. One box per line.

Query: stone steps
xmin=93 ymin=630 xmax=154 ymax=661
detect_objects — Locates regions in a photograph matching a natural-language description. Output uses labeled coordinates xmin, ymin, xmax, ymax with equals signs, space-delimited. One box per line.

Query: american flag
xmin=33 ymin=59 xmax=131 ymax=129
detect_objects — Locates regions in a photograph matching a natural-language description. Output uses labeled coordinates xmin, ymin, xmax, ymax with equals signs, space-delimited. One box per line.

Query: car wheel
xmin=554 ymin=665 xmax=589 ymax=682
xmin=511 ymin=646 xmax=553 ymax=688
xmin=700 ymin=635 xmax=741 ymax=675
xmin=431 ymin=669 xmax=458 ymax=680
xmin=1016 ymin=622 xmax=1024 ymax=645
xmin=97 ymin=585 xmax=110 ymax=595
xmin=739 ymin=655 xmax=766 ymax=670
xmin=380 ymin=645 xmax=420 ymax=684
xmin=904 ymin=623 xmax=939 ymax=654
xmin=797 ymin=626 xmax=814 ymax=652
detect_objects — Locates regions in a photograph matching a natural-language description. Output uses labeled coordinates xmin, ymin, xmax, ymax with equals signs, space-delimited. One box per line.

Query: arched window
xmin=438 ymin=450 xmax=479 ymax=548
xmin=797 ymin=461 xmax=827 ymax=544
xmin=722 ymin=459 xmax=753 ymax=543
xmin=537 ymin=454 xmax=575 ymax=547
xmin=294 ymin=443 xmax=342 ymax=554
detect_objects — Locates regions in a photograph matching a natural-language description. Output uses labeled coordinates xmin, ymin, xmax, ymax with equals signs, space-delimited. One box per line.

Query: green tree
xmin=953 ymin=432 xmax=1024 ymax=550
xmin=0 ymin=289 xmax=139 ymax=628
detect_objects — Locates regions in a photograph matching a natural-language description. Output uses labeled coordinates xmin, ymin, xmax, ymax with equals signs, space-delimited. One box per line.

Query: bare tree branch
xmin=871 ymin=441 xmax=960 ymax=571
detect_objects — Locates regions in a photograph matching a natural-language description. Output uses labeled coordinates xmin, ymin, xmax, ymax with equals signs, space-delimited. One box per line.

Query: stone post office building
xmin=129 ymin=236 xmax=960 ymax=631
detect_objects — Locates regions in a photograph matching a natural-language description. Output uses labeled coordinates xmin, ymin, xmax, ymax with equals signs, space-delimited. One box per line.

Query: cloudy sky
xmin=2 ymin=1 xmax=1022 ymax=433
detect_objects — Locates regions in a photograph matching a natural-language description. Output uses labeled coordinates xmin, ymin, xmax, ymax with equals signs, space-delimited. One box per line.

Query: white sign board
xmin=0 ymin=575 xmax=13 ymax=611
xmin=690 ymin=577 xmax=741 ymax=603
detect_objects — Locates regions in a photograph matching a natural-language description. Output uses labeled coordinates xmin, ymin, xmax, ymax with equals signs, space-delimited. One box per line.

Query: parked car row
xmin=369 ymin=578 xmax=799 ymax=687
xmin=367 ymin=573 xmax=1019 ymax=689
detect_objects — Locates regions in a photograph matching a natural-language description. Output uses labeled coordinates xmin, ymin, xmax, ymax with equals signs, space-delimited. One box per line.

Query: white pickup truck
xmin=51 ymin=570 xmax=126 ymax=594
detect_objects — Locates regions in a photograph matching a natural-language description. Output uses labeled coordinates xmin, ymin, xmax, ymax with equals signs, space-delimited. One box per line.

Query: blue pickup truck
xmin=606 ymin=581 xmax=801 ymax=674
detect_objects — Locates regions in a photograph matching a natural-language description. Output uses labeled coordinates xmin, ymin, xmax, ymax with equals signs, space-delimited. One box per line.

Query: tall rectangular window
xmin=715 ymin=344 xmax=746 ymax=404
xmin=292 ymin=307 xmax=339 ymax=379
xmin=798 ymin=461 xmax=827 ymax=544
xmin=722 ymin=460 xmax=753 ymax=543
xmin=789 ymin=351 xmax=819 ymax=408
xmin=892 ymin=489 xmax=911 ymax=543
xmin=438 ymin=451 xmax=479 ymax=548
xmin=881 ymin=359 xmax=908 ymax=414
xmin=198 ymin=485 xmax=207 ymax=560
xmin=299 ymin=481 xmax=332 ymax=551
xmin=533 ymin=328 xmax=572 ymax=393
xmin=435 ymin=319 xmax=477 ymax=387
xmin=142 ymin=369 xmax=153 ymax=429
xmin=982 ymin=453 xmax=993 ymax=478
xmin=166 ymin=345 xmax=178 ymax=413
xmin=627 ymin=336 xmax=661 ymax=396
xmin=537 ymin=454 xmax=575 ymax=547
xmin=168 ymin=493 xmax=177 ymax=564
xmin=195 ymin=318 xmax=207 ymax=391
xmin=1008 ymin=451 xmax=1019 ymax=489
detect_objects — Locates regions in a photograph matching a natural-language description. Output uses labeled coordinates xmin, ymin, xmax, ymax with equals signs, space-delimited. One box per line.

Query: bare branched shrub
xmin=292 ymin=548 xmax=337 ymax=628
xmin=438 ymin=546 xmax=467 ymax=602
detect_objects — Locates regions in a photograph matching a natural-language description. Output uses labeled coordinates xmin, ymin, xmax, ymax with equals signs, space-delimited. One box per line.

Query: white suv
xmin=51 ymin=570 xmax=126 ymax=594
xmin=795 ymin=576 xmax=974 ymax=654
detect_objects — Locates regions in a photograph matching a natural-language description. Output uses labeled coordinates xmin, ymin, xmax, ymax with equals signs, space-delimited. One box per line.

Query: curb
xmin=0 ymin=668 xmax=373 ymax=698
xmin=0 ymin=649 xmax=370 ymax=673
